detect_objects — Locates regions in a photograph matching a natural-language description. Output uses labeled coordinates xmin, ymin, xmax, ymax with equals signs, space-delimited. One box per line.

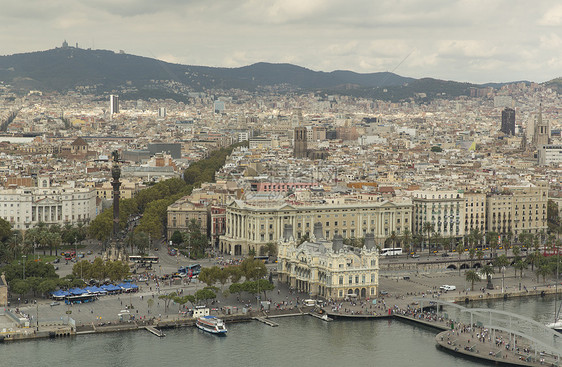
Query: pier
xmin=144 ymin=326 xmax=165 ymax=337
xmin=253 ymin=317 xmax=279 ymax=327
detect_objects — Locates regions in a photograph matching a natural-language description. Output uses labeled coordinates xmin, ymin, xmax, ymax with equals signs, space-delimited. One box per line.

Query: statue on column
xmin=104 ymin=150 xmax=127 ymax=262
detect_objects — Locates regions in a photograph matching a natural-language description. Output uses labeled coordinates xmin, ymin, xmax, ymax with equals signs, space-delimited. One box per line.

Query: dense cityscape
xmin=0 ymin=40 xmax=561 ymax=365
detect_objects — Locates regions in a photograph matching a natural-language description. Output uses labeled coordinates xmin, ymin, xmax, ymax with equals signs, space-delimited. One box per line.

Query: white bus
xmin=380 ymin=248 xmax=403 ymax=256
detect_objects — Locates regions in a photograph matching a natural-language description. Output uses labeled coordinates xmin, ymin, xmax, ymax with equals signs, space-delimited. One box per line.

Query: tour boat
xmin=196 ymin=316 xmax=227 ymax=335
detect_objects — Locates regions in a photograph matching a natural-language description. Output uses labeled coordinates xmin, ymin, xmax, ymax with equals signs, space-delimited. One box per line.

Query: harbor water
xmin=0 ymin=296 xmax=559 ymax=367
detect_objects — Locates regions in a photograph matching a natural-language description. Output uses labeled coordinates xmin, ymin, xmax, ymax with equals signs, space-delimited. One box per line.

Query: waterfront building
xmin=412 ymin=190 xmax=466 ymax=240
xmin=464 ymin=191 xmax=487 ymax=236
xmin=0 ymin=180 xmax=99 ymax=230
xmin=277 ymin=225 xmax=379 ymax=299
xmin=486 ymin=183 xmax=548 ymax=237
xmin=220 ymin=197 xmax=412 ymax=256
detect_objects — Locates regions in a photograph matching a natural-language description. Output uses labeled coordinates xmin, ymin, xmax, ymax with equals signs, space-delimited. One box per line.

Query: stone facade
xmin=277 ymin=227 xmax=379 ymax=300
xmin=220 ymin=198 xmax=412 ymax=256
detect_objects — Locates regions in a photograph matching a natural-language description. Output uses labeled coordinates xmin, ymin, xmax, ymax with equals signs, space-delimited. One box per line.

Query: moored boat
xmin=546 ymin=319 xmax=562 ymax=332
xmin=196 ymin=316 xmax=227 ymax=335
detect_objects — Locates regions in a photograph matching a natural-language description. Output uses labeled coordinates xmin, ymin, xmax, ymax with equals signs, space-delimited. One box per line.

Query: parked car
xmin=411 ymin=254 xmax=420 ymax=258
xmin=439 ymin=285 xmax=456 ymax=291
xmin=50 ymin=301 xmax=60 ymax=307
xmin=53 ymin=258 xmax=60 ymax=263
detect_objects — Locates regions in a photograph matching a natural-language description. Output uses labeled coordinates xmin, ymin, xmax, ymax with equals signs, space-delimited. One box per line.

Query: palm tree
xmin=455 ymin=243 xmax=464 ymax=275
xmin=488 ymin=231 xmax=499 ymax=258
xmin=401 ymin=228 xmax=411 ymax=252
xmin=512 ymin=245 xmax=521 ymax=259
xmin=514 ymin=260 xmax=526 ymax=278
xmin=476 ymin=249 xmax=484 ymax=263
xmin=536 ymin=265 xmax=550 ymax=283
xmin=423 ymin=222 xmax=434 ymax=255
xmin=470 ymin=228 xmax=482 ymax=250
xmin=493 ymin=255 xmax=510 ymax=274
xmin=465 ymin=270 xmax=480 ymax=291
xmin=389 ymin=231 xmax=397 ymax=249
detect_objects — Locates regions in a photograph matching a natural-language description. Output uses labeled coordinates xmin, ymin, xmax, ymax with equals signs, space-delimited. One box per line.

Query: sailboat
xmin=546 ymin=245 xmax=562 ymax=332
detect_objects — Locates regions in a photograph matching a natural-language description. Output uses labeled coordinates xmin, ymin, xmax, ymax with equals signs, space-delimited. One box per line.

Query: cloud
xmin=0 ymin=0 xmax=561 ymax=83
xmin=539 ymin=4 xmax=562 ymax=25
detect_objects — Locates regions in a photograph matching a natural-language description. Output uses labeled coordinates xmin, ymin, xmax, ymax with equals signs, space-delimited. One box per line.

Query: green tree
xmin=229 ymin=282 xmax=244 ymax=297
xmin=37 ymin=279 xmax=58 ymax=296
xmin=260 ymin=242 xmax=277 ymax=258
xmin=423 ymin=222 xmax=434 ymax=254
xmin=171 ymin=230 xmax=183 ymax=246
xmin=133 ymin=232 xmax=150 ymax=254
xmin=215 ymin=268 xmax=230 ymax=292
xmin=0 ymin=217 xmax=12 ymax=241
xmin=226 ymin=266 xmax=242 ymax=283
xmin=455 ymin=243 xmax=464 ymax=275
xmin=493 ymin=255 xmax=510 ymax=273
xmin=401 ymin=228 xmax=411 ymax=252
xmin=199 ymin=266 xmax=219 ymax=288
xmin=239 ymin=258 xmax=267 ymax=281
xmin=514 ymin=260 xmax=527 ymax=279
xmin=195 ymin=288 xmax=216 ymax=305
xmin=159 ymin=292 xmax=177 ymax=311
xmin=536 ymin=265 xmax=550 ymax=283
xmin=465 ymin=270 xmax=480 ymax=291
xmin=182 ymin=219 xmax=208 ymax=259
xmin=10 ymin=279 xmax=30 ymax=299
xmin=468 ymin=247 xmax=476 ymax=267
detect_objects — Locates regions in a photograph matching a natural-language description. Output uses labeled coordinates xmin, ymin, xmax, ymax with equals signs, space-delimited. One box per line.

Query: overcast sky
xmin=1 ymin=0 xmax=561 ymax=84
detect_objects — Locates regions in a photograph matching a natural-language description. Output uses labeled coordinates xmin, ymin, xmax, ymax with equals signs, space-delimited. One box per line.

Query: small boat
xmin=546 ymin=319 xmax=562 ymax=332
xmin=196 ymin=316 xmax=227 ymax=335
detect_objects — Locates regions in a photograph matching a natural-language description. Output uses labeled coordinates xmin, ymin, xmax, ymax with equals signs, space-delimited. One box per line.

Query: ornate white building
xmin=0 ymin=179 xmax=100 ymax=230
xmin=277 ymin=223 xmax=379 ymax=300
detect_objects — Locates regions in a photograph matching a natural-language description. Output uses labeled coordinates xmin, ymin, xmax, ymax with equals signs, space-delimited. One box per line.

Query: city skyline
xmin=1 ymin=1 xmax=562 ymax=84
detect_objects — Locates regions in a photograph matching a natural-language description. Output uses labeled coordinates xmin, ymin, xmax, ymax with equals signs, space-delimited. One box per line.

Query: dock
xmin=144 ymin=326 xmax=165 ymax=337
xmin=308 ymin=312 xmax=333 ymax=322
xmin=253 ymin=317 xmax=279 ymax=327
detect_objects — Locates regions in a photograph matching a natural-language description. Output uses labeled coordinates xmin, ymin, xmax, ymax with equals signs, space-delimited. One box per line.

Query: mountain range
xmin=0 ymin=47 xmax=542 ymax=102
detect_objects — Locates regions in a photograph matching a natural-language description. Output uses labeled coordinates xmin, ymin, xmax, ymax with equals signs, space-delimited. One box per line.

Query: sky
xmin=1 ymin=0 xmax=562 ymax=84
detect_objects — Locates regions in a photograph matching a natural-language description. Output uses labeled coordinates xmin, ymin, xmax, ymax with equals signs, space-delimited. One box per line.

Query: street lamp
xmin=22 ymin=255 xmax=27 ymax=280
xmin=501 ymin=266 xmax=506 ymax=294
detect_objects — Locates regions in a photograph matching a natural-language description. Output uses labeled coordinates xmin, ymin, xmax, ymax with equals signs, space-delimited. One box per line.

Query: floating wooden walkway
xmin=144 ymin=326 xmax=165 ymax=337
xmin=253 ymin=317 xmax=279 ymax=327
xmin=309 ymin=312 xmax=333 ymax=322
